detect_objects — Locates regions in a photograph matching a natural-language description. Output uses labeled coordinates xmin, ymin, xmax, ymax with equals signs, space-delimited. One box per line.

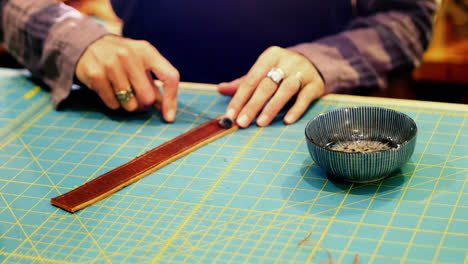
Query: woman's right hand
xmin=75 ymin=35 xmax=180 ymax=122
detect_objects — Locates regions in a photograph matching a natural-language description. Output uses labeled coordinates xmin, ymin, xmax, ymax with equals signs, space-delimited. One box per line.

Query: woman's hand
xmin=75 ymin=35 xmax=180 ymax=122
xmin=219 ymin=46 xmax=325 ymax=128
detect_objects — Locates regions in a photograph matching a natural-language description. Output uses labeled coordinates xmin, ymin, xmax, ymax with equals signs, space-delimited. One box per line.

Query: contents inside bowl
xmin=325 ymin=139 xmax=400 ymax=153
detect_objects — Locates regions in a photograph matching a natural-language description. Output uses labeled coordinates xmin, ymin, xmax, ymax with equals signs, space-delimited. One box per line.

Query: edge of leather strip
xmin=51 ymin=120 xmax=238 ymax=212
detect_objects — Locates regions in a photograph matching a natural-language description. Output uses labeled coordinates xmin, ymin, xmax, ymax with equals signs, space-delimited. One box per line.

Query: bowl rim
xmin=304 ymin=106 xmax=418 ymax=155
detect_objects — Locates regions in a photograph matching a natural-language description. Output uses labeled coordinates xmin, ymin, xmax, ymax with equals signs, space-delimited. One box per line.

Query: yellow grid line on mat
xmin=112 ymin=94 xmax=220 ymax=262
xmin=101 ymin=94 xmax=210 ymax=262
xmin=368 ymin=110 xmax=444 ymax=263
xmin=151 ymin=128 xmax=264 ymax=263
xmin=71 ymin=118 xmax=165 ymax=261
xmin=1 ymin=107 xmax=116 ymax=263
xmin=213 ymin=125 xmax=296 ymax=263
xmin=0 ymin=103 xmax=57 ymax=264
xmin=432 ymin=115 xmax=468 ymax=262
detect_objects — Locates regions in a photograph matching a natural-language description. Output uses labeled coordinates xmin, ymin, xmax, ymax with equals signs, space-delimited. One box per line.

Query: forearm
xmin=0 ymin=0 xmax=110 ymax=107
xmin=289 ymin=0 xmax=438 ymax=93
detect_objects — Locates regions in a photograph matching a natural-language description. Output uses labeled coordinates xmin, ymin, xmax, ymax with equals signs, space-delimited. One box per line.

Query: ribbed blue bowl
xmin=305 ymin=107 xmax=417 ymax=183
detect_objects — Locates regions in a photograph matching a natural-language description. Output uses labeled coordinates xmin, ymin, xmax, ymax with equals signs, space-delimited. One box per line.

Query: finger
xmin=138 ymin=41 xmax=179 ymax=122
xmin=148 ymin=70 xmax=163 ymax=111
xmin=225 ymin=46 xmax=280 ymax=120
xmin=256 ymin=75 xmax=302 ymax=127
xmin=236 ymin=77 xmax=278 ymax=128
xmin=117 ymin=48 xmax=157 ymax=111
xmin=107 ymin=52 xmax=139 ymax=112
xmin=284 ymin=81 xmax=324 ymax=124
xmin=218 ymin=77 xmax=243 ymax=97
xmin=84 ymin=56 xmax=120 ymax=110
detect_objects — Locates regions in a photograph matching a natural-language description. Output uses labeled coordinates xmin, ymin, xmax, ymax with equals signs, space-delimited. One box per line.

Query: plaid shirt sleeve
xmin=289 ymin=0 xmax=438 ymax=94
xmin=0 ymin=0 xmax=110 ymax=107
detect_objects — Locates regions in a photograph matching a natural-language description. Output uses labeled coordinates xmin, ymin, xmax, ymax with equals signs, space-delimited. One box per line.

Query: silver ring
xmin=266 ymin=67 xmax=285 ymax=84
xmin=115 ymin=88 xmax=135 ymax=104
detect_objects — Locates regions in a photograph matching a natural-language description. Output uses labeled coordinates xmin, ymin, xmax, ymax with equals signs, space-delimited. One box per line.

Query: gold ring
xmin=115 ymin=87 xmax=134 ymax=104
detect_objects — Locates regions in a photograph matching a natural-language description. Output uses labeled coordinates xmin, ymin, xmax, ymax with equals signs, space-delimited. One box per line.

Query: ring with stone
xmin=266 ymin=67 xmax=285 ymax=84
xmin=115 ymin=87 xmax=135 ymax=104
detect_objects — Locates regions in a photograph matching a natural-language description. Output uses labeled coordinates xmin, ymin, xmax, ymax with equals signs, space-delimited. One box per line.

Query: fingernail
xmin=237 ymin=114 xmax=249 ymax=127
xmin=226 ymin=108 xmax=235 ymax=119
xmin=284 ymin=114 xmax=295 ymax=124
xmin=257 ymin=114 xmax=268 ymax=126
xmin=166 ymin=109 xmax=175 ymax=122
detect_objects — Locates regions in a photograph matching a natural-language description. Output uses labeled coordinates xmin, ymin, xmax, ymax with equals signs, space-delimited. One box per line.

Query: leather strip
xmin=51 ymin=119 xmax=238 ymax=212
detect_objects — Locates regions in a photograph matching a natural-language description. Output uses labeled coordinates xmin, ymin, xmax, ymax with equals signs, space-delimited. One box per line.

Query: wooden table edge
xmin=157 ymin=80 xmax=468 ymax=112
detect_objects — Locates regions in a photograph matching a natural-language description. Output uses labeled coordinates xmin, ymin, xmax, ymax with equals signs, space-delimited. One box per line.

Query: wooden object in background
xmin=413 ymin=0 xmax=468 ymax=84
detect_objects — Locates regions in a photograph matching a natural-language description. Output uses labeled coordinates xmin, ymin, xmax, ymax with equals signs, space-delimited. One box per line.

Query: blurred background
xmin=1 ymin=0 xmax=466 ymax=104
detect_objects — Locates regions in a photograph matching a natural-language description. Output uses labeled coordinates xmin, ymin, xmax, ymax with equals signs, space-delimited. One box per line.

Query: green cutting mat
xmin=0 ymin=69 xmax=467 ymax=264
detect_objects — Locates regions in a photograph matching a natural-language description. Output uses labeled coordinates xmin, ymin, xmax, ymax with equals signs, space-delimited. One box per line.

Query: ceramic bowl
xmin=305 ymin=106 xmax=417 ymax=183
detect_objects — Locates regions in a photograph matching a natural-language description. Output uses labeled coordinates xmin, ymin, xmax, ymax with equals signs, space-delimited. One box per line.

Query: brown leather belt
xmin=51 ymin=119 xmax=238 ymax=213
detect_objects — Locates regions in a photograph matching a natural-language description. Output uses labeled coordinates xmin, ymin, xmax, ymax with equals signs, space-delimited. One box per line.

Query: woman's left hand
xmin=218 ymin=46 xmax=325 ymax=128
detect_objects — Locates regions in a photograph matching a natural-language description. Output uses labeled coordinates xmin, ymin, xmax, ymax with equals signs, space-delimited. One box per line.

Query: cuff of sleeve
xmin=288 ymin=41 xmax=361 ymax=94
xmin=42 ymin=16 xmax=111 ymax=108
